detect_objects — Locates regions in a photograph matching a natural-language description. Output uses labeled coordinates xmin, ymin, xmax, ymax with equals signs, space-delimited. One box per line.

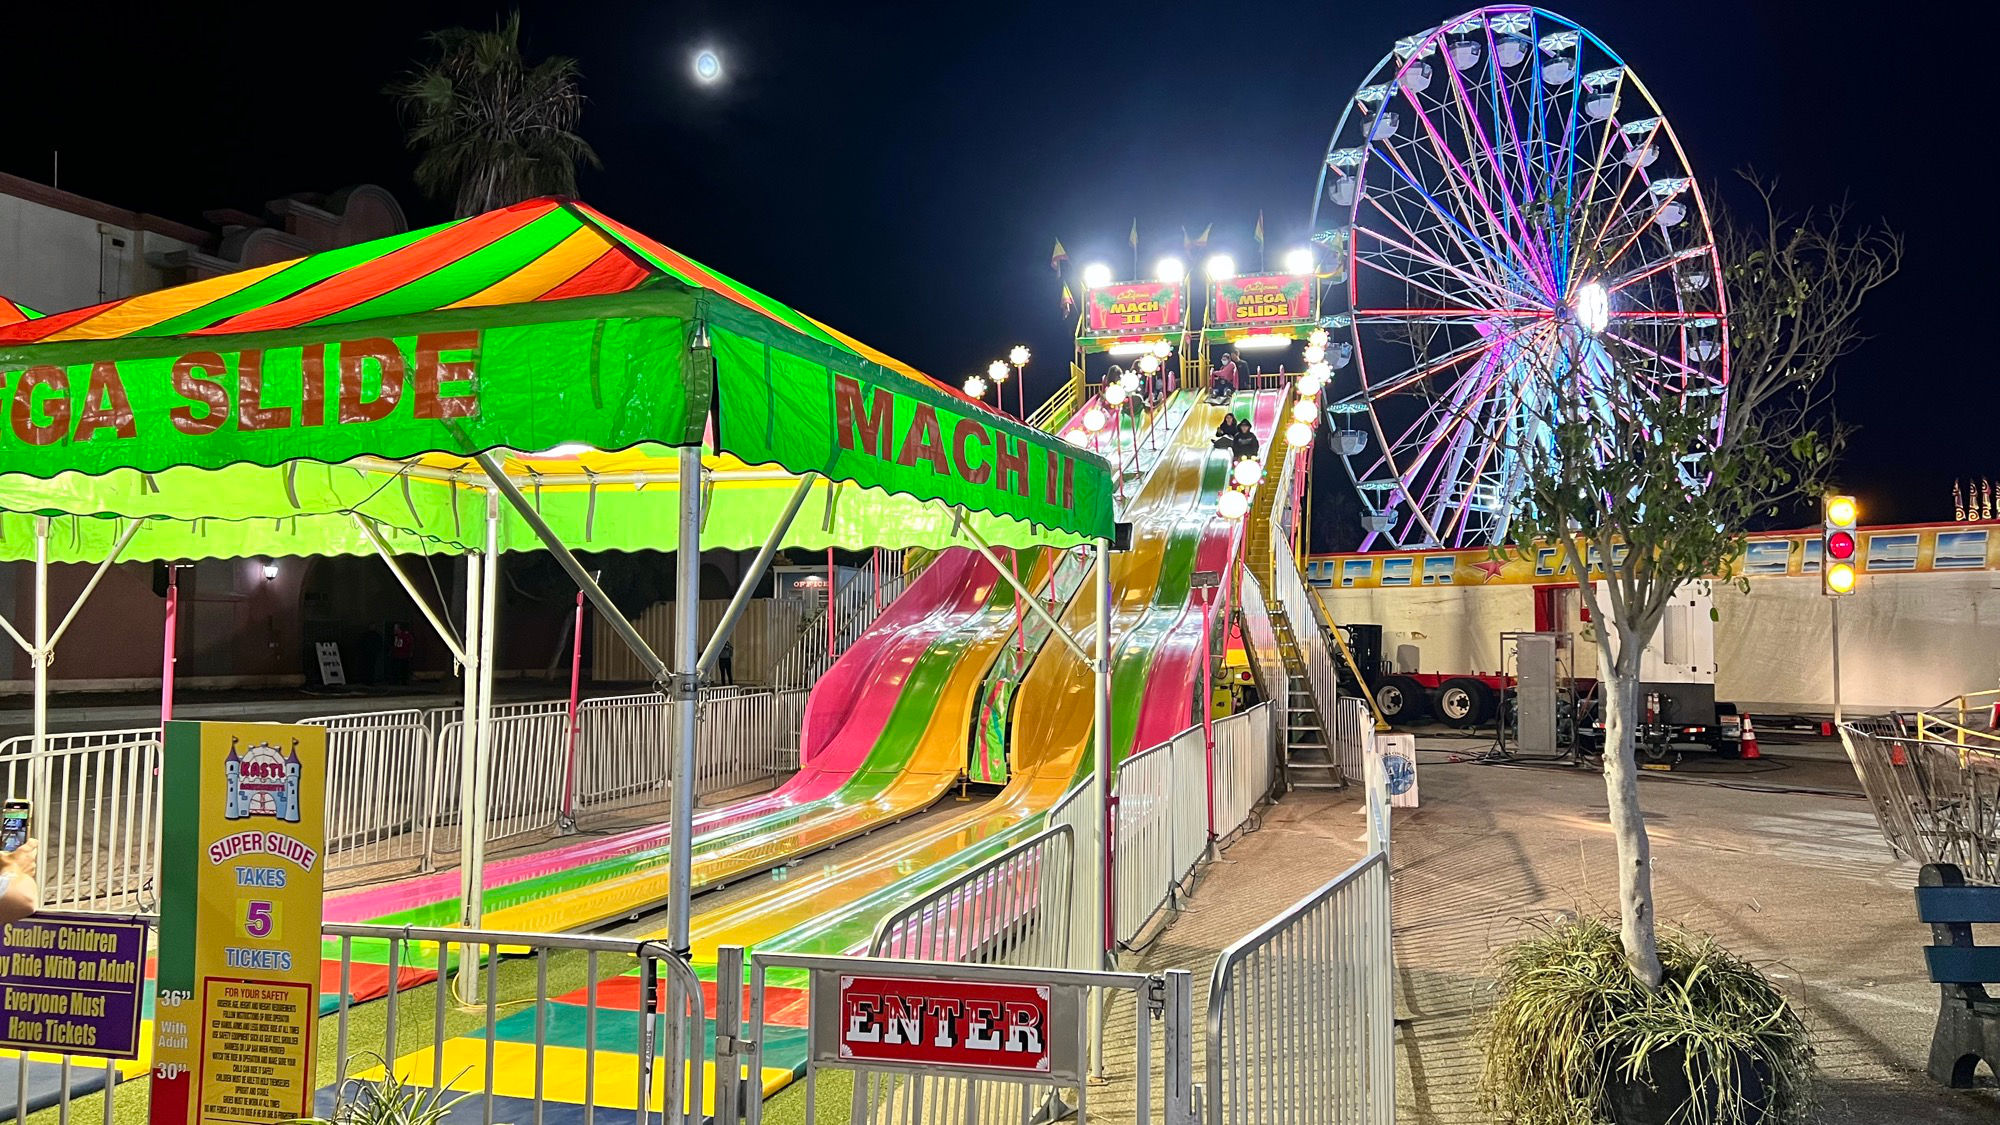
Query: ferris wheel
xmin=1311 ymin=6 xmax=1728 ymax=549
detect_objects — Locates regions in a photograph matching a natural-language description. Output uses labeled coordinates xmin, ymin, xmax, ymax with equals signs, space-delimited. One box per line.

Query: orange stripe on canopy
xmin=445 ymin=225 xmax=617 ymax=310
xmin=199 ymin=200 xmax=551 ymax=334
xmin=538 ymin=250 xmax=651 ymax=301
xmin=41 ymin=260 xmax=297 ymax=343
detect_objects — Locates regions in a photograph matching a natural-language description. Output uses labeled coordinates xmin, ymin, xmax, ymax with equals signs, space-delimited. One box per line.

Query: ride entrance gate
xmin=715 ymin=949 xmax=1195 ymax=1125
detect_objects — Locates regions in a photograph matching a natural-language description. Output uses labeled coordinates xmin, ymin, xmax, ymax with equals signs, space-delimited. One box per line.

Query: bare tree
xmin=1503 ymin=177 xmax=1900 ymax=986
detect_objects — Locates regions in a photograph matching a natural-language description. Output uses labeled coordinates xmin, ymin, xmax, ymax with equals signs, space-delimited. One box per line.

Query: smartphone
xmin=1 ymin=799 xmax=28 ymax=852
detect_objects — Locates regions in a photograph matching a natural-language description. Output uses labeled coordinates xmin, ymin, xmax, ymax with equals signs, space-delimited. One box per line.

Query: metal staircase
xmin=1240 ymin=405 xmax=1343 ymax=789
xmin=1270 ymin=610 xmax=1341 ymax=788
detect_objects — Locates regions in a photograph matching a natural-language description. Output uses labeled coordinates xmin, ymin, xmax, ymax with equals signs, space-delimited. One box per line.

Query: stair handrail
xmin=1262 ymin=439 xmax=1343 ymax=763
xmin=1025 ymin=362 xmax=1090 ymax=433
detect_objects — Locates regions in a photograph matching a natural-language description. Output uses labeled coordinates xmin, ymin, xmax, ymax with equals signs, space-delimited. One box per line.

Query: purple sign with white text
xmin=0 ymin=912 xmax=149 ymax=1059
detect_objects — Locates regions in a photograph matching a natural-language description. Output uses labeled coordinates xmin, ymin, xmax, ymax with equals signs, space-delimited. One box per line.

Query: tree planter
xmin=1604 ymin=1044 xmax=1774 ymax=1125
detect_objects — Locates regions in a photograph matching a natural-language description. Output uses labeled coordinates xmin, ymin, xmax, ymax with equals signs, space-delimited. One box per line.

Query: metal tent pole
xmin=1090 ymin=535 xmax=1113 ymax=1077
xmin=471 ymin=492 xmax=501 ymax=915
xmin=455 ymin=545 xmax=484 ymax=929
xmin=30 ymin=517 xmax=49 ymax=850
xmin=161 ymin=566 xmax=178 ymax=727
xmin=668 ymin=444 xmax=703 ymax=1111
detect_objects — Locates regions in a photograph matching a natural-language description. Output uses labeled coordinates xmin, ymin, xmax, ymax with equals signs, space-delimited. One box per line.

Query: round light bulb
xmin=964 ymin=375 xmax=988 ymax=398
xmin=1205 ymin=254 xmax=1236 ymax=281
xmin=1297 ymin=373 xmax=1325 ymax=398
xmin=1285 ymin=420 xmax=1314 ymax=447
xmin=1083 ymin=407 xmax=1108 ymax=433
xmin=988 ymin=360 xmax=1010 ymax=382
xmin=1137 ymin=354 xmax=1160 ymax=374
xmin=1155 ymin=256 xmax=1187 ymax=283
xmin=1573 ymin=281 xmax=1610 ymax=335
xmin=1104 ymin=382 xmax=1127 ymax=406
xmin=1826 ymin=563 xmax=1856 ymax=594
xmin=1827 ymin=497 xmax=1856 ymax=526
xmin=1216 ymin=490 xmax=1250 ymax=521
xmin=1232 ymin=459 xmax=1263 ymax=488
xmin=1009 ymin=344 xmax=1031 ymax=366
xmin=1064 ymin=428 xmax=1091 ymax=448
xmin=1290 ymin=400 xmax=1318 ymax=424
xmin=1083 ymin=263 xmax=1113 ymax=288
xmin=1308 ymin=327 xmax=1330 ymax=348
xmin=1303 ymin=345 xmax=1326 ymax=365
xmin=1118 ymin=369 xmax=1141 ymax=391
xmin=1283 ymin=248 xmax=1315 ymax=275
xmin=1308 ymin=361 xmax=1332 ymax=379
xmin=1151 ymin=339 xmax=1173 ymax=359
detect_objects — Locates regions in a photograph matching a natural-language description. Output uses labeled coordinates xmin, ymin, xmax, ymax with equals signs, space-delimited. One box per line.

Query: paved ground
xmin=1095 ymin=740 xmax=1998 ymax=1122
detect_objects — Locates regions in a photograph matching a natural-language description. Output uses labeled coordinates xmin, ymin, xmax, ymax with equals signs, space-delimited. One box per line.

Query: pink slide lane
xmin=327 ymin=548 xmax=992 ymax=923
xmin=1130 ymin=391 xmax=1283 ymax=751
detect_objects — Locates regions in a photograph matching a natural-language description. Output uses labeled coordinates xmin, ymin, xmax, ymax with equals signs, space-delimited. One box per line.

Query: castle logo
xmin=222 ymin=738 xmax=304 ymax=823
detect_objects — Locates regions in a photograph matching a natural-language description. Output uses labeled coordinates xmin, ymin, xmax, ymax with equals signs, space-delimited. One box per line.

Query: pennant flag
xmin=1183 ymin=223 xmax=1212 ymax=259
xmin=1129 ymin=219 xmax=1139 ymax=251
xmin=1253 ymin=211 xmax=1265 ymax=245
xmin=1061 ymin=283 xmax=1075 ymax=314
xmin=1050 ymin=239 xmax=1069 ymax=274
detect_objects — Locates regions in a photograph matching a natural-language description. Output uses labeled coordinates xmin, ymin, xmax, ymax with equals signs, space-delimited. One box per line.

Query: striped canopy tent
xmin=0 ymin=198 xmax=1113 ymax=562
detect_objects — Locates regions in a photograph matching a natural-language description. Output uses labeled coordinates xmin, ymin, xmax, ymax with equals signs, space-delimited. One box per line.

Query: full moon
xmin=693 ymin=49 xmax=722 ymax=84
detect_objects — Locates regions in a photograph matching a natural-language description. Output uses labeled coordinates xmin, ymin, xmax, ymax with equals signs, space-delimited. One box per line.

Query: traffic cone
xmin=1738 ymin=715 xmax=1762 ymax=760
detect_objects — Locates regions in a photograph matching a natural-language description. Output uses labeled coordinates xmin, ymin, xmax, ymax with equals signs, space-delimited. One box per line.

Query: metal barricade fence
xmin=5 ymin=917 xmax=708 ymax=1125
xmin=1201 ymin=762 xmax=1394 ymax=1125
xmin=1045 ymin=781 xmax=1102 ymax=975
xmin=1113 ymin=708 xmax=1274 ymax=949
xmin=573 ymin=691 xmax=671 ymax=813
xmin=1840 ymin=723 xmax=2000 ymax=884
xmin=1333 ymin=696 xmax=1375 ymax=783
xmin=1211 ymin=703 xmax=1278 ymax=845
xmin=0 ymin=729 xmax=161 ymax=912
xmin=870 ymin=825 xmax=1076 ymax=968
xmin=431 ymin=709 xmax=573 ymax=851
xmin=301 ymin=709 xmax=437 ymax=875
xmin=714 ymin=948 xmax=1195 ymax=1125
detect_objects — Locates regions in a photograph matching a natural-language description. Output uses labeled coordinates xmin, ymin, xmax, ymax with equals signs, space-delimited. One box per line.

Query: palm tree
xmin=391 ymin=12 xmax=601 ymax=217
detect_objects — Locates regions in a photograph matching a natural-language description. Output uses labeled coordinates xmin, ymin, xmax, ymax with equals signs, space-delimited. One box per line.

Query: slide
xmin=359 ymin=391 xmax=1280 ymax=1116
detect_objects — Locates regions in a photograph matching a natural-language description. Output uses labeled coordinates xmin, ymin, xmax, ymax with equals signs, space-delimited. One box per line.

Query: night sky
xmin=1 ymin=2 xmax=1961 ymax=538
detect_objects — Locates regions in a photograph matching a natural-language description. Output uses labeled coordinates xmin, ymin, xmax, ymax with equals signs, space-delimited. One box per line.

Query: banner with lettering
xmin=1081 ymin=282 xmax=1185 ymax=337
xmin=0 ymin=316 xmax=701 ymax=480
xmin=712 ymin=325 xmax=1115 ymax=542
xmin=1211 ymin=274 xmax=1316 ymax=329
xmin=151 ymin=721 xmax=327 ymax=1125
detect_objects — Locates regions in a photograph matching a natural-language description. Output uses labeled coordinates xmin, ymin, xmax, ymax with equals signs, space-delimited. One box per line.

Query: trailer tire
xmin=1434 ymin=677 xmax=1495 ymax=729
xmin=1375 ymin=675 xmax=1430 ymax=724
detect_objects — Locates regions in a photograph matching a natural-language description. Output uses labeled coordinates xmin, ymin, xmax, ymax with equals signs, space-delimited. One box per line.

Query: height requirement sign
xmin=150 ymin=721 xmax=327 ymax=1125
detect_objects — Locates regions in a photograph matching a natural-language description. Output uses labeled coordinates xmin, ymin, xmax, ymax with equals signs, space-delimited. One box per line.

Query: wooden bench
xmin=1916 ymin=862 xmax=2000 ymax=1087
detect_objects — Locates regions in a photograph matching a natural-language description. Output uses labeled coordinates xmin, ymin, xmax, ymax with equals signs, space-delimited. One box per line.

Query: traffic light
xmin=1822 ymin=494 xmax=1857 ymax=596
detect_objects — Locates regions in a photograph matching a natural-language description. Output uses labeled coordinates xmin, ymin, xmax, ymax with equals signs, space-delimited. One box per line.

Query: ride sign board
xmin=0 ymin=912 xmax=149 ymax=1058
xmin=150 ymin=721 xmax=327 ymax=1125
xmin=1081 ymin=282 xmax=1185 ymax=340
xmin=1210 ymin=274 xmax=1317 ymax=332
xmin=811 ymin=970 xmax=1084 ymax=1083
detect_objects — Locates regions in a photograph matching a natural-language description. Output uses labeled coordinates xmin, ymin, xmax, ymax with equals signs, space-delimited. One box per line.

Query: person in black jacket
xmin=1213 ymin=415 xmax=1240 ymax=450
xmin=1232 ymin=423 xmax=1261 ymax=462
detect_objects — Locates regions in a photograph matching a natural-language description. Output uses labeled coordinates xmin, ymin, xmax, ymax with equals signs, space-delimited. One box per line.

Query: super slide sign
xmin=811 ymin=971 xmax=1084 ymax=1082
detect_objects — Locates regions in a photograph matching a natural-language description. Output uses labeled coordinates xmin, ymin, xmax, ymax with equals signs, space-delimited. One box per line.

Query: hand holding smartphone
xmin=1 ymin=799 xmax=29 ymax=852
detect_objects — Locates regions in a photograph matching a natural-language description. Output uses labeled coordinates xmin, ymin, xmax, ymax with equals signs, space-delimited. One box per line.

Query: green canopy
xmin=0 ymin=200 xmax=1112 ymax=561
